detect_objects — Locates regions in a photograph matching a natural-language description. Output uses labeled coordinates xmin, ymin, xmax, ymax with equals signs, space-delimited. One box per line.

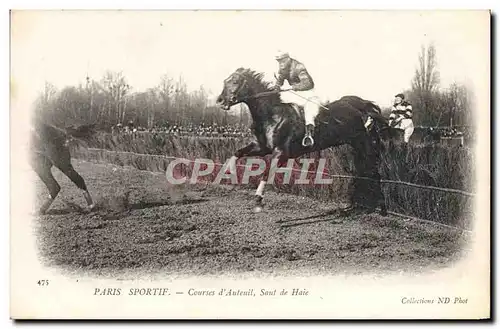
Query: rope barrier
xmin=84 ymin=148 xmax=476 ymax=197
xmin=385 ymin=210 xmax=472 ymax=233
xmin=84 ymin=147 xmax=475 ymax=197
xmin=76 ymin=153 xmax=473 ymax=233
xmin=85 ymin=147 xmax=473 ymax=195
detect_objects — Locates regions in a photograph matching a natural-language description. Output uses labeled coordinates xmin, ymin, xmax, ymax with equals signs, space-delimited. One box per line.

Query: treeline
xmin=34 ymin=71 xmax=251 ymax=129
xmin=35 ymin=44 xmax=474 ymax=130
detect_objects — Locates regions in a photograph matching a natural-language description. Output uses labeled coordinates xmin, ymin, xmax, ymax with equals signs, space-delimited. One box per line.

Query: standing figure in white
xmin=389 ymin=93 xmax=414 ymax=144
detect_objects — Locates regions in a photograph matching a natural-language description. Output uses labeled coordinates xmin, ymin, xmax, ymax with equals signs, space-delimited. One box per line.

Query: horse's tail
xmin=365 ymin=102 xmax=386 ymax=123
xmin=365 ymin=102 xmax=390 ymax=137
xmin=357 ymin=102 xmax=387 ymax=155
xmin=340 ymin=95 xmax=389 ymax=131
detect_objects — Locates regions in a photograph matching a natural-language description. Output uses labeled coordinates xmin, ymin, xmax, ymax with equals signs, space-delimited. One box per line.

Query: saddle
xmin=289 ymin=103 xmax=306 ymax=124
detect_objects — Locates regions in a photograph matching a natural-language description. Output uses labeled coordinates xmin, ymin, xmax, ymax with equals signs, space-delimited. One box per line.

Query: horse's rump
xmin=65 ymin=123 xmax=97 ymax=139
xmin=338 ymin=95 xmax=381 ymax=113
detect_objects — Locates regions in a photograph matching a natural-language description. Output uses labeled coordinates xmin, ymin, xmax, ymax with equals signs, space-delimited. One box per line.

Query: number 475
xmin=37 ymin=280 xmax=49 ymax=286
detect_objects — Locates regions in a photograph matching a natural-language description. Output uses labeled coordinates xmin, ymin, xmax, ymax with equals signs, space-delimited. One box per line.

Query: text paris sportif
xmin=93 ymin=287 xmax=467 ymax=304
xmin=20 ymin=12 xmax=486 ymax=317
xmin=94 ymin=287 xmax=310 ymax=297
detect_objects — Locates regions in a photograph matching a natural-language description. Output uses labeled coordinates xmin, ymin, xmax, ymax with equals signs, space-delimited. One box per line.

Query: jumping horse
xmin=216 ymin=68 xmax=389 ymax=215
xmin=30 ymin=120 xmax=96 ymax=214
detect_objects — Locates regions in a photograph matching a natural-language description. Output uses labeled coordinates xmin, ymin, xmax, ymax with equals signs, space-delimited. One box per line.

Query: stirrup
xmin=302 ymin=135 xmax=314 ymax=147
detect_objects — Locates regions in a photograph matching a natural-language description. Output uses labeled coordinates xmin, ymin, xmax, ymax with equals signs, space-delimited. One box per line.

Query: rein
xmin=232 ymin=73 xmax=329 ymax=110
xmin=241 ymin=88 xmax=334 ymax=115
xmin=240 ymin=89 xmax=287 ymax=101
xmin=229 ymin=72 xmax=342 ymax=124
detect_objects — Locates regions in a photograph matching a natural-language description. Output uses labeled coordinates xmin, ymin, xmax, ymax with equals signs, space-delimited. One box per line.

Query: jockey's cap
xmin=395 ymin=93 xmax=405 ymax=99
xmin=275 ymin=50 xmax=290 ymax=60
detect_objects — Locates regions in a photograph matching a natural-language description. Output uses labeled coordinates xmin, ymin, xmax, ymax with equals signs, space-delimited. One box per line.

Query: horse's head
xmin=216 ymin=68 xmax=253 ymax=111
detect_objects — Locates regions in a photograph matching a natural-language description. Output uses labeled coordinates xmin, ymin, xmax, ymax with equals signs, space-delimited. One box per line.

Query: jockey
xmin=389 ymin=93 xmax=414 ymax=143
xmin=274 ymin=51 xmax=320 ymax=147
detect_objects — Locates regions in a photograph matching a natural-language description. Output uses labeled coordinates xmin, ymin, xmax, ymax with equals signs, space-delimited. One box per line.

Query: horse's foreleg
xmin=253 ymin=148 xmax=287 ymax=212
xmin=227 ymin=141 xmax=262 ymax=175
xmin=253 ymin=179 xmax=266 ymax=211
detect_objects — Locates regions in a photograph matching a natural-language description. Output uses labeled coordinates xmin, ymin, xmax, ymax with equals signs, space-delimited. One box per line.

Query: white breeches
xmin=390 ymin=118 xmax=415 ymax=143
xmin=280 ymin=89 xmax=320 ymax=126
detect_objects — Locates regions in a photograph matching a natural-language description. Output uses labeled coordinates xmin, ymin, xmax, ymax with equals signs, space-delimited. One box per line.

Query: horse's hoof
xmin=253 ymin=195 xmax=263 ymax=213
xmin=339 ymin=210 xmax=353 ymax=217
xmin=253 ymin=206 xmax=263 ymax=213
xmin=84 ymin=204 xmax=96 ymax=213
xmin=340 ymin=205 xmax=374 ymax=217
xmin=339 ymin=205 xmax=354 ymax=216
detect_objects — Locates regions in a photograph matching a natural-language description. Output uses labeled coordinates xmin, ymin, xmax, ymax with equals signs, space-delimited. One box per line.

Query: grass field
xmin=33 ymin=159 xmax=471 ymax=278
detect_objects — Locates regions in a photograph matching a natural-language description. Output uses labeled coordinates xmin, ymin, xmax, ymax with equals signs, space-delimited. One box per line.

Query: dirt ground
xmin=32 ymin=160 xmax=470 ymax=279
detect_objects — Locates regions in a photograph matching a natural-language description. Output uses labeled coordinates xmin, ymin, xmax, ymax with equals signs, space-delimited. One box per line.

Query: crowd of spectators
xmin=111 ymin=121 xmax=253 ymax=138
xmin=107 ymin=120 xmax=470 ymax=143
xmin=436 ymin=127 xmax=464 ymax=138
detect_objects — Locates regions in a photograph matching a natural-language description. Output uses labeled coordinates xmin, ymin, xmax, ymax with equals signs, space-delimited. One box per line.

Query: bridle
xmin=229 ymin=73 xmax=248 ymax=103
xmin=224 ymin=72 xmax=282 ymax=106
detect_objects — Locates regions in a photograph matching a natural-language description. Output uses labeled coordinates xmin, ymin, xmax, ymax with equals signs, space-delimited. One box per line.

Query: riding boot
xmin=302 ymin=124 xmax=315 ymax=147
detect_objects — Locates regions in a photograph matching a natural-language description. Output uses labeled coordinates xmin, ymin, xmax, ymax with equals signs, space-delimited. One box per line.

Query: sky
xmin=11 ymin=10 xmax=490 ymax=112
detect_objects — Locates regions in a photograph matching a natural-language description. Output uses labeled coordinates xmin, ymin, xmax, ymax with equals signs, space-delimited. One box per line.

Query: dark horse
xmin=216 ymin=68 xmax=388 ymax=215
xmin=30 ymin=120 xmax=97 ymax=214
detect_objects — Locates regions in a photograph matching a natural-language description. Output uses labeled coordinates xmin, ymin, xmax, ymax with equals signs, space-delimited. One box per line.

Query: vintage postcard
xmin=10 ymin=10 xmax=490 ymax=319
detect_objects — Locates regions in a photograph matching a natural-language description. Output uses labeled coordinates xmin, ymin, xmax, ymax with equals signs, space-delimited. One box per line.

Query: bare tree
xmin=99 ymin=71 xmax=130 ymax=124
xmin=34 ymin=81 xmax=57 ymax=122
xmin=446 ymin=83 xmax=472 ymax=127
xmin=410 ymin=43 xmax=442 ymax=126
xmin=146 ymin=87 xmax=159 ymax=129
xmin=411 ymin=43 xmax=440 ymax=94
xmin=42 ymin=81 xmax=57 ymax=105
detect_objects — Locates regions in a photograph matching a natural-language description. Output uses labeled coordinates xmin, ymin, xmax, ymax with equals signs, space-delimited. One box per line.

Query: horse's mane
xmin=236 ymin=67 xmax=276 ymax=93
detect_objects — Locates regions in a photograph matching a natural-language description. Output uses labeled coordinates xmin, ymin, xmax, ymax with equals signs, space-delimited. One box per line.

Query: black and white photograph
xmin=9 ymin=9 xmax=490 ymax=319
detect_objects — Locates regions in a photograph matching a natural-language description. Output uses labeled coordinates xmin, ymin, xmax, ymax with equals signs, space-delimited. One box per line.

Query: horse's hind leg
xmin=53 ymin=151 xmax=95 ymax=211
xmin=32 ymin=154 xmax=60 ymax=214
xmin=348 ymin=134 xmax=386 ymax=215
xmin=362 ymin=145 xmax=387 ymax=215
xmin=59 ymin=164 xmax=95 ymax=210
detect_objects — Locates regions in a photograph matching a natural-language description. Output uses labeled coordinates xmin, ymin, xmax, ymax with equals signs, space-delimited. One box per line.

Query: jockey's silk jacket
xmin=275 ymin=58 xmax=315 ymax=91
xmin=389 ymin=101 xmax=413 ymax=122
